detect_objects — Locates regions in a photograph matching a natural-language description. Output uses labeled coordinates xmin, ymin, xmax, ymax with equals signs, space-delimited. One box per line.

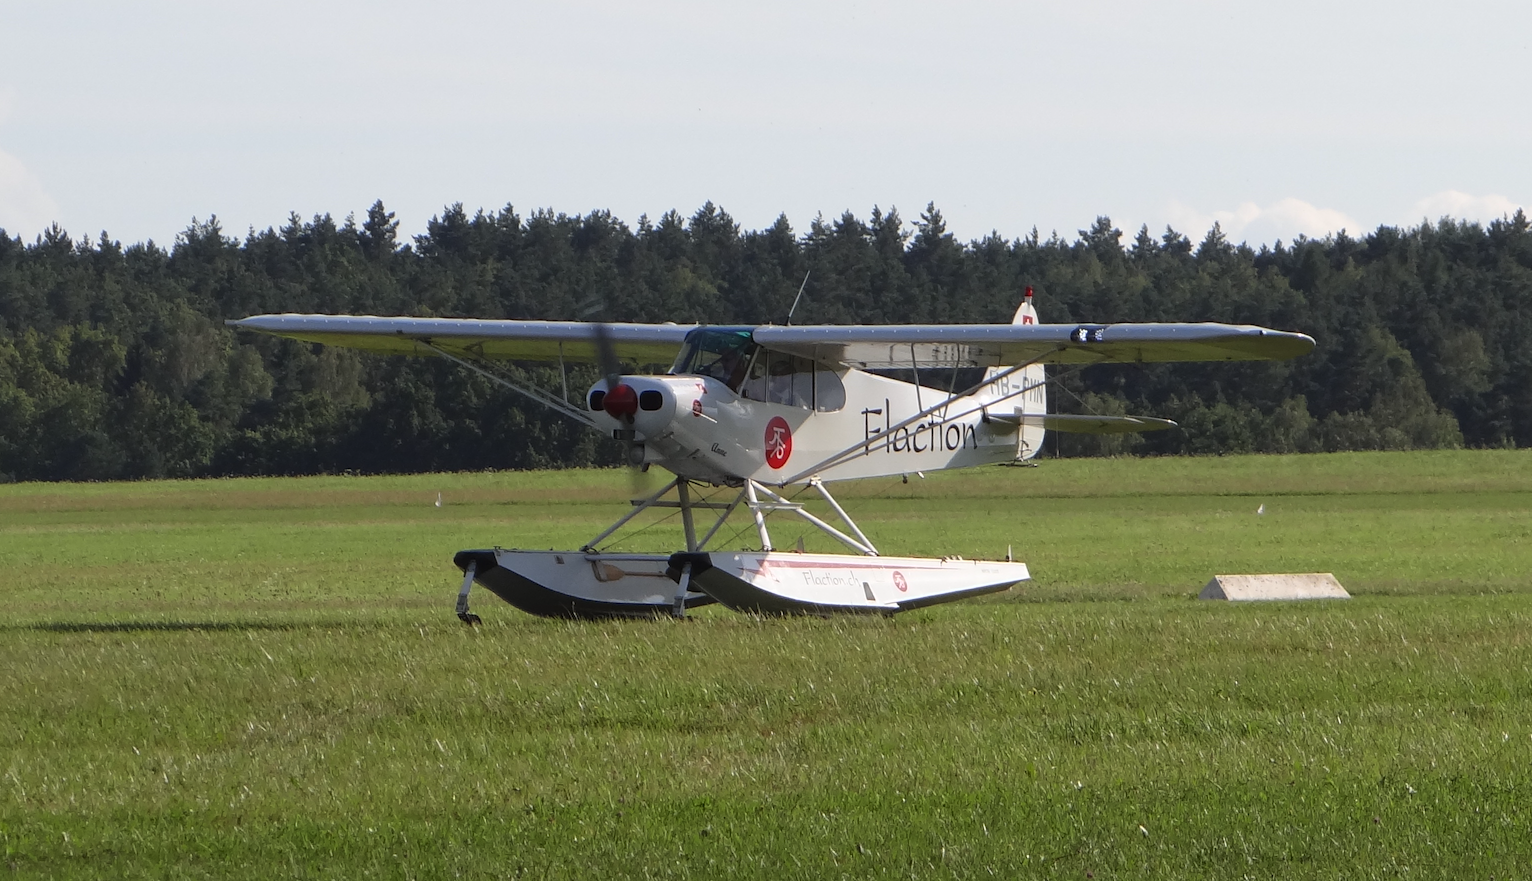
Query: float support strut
xmin=456 ymin=562 xmax=481 ymax=625
xmin=673 ymin=561 xmax=693 ymax=619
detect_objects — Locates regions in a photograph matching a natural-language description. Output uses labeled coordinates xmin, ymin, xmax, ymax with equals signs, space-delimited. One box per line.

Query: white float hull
xmin=456 ymin=548 xmax=1028 ymax=619
xmin=671 ymin=551 xmax=1029 ymax=615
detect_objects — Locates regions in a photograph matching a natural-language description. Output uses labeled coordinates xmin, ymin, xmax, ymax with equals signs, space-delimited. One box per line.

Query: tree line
xmin=1 ymin=200 xmax=1528 ymax=482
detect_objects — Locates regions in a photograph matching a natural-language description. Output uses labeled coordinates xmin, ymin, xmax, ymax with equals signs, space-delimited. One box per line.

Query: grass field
xmin=2 ymin=451 xmax=1530 ymax=878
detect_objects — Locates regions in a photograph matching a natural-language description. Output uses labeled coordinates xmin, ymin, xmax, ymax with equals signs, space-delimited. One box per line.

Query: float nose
xmin=602 ymin=383 xmax=639 ymax=420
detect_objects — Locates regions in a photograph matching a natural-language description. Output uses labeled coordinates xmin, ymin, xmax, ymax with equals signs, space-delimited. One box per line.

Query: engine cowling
xmin=587 ymin=374 xmax=776 ymax=481
xmin=587 ymin=376 xmax=687 ymax=440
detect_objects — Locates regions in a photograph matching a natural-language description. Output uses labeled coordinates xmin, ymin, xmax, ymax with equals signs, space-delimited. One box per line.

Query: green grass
xmin=2 ymin=451 xmax=1530 ymax=878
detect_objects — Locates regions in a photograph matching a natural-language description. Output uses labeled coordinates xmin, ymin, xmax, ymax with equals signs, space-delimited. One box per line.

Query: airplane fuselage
xmin=589 ymin=364 xmax=1046 ymax=486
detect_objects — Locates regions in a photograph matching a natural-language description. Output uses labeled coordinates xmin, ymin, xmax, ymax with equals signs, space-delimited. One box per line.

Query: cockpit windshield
xmin=670 ymin=327 xmax=847 ymax=411
xmin=670 ymin=328 xmax=756 ymax=390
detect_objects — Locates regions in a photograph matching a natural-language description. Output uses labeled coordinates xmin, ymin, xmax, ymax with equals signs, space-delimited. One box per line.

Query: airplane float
xmin=231 ymin=288 xmax=1313 ymax=621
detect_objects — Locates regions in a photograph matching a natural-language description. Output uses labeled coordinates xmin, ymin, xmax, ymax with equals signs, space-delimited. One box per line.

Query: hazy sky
xmin=3 ymin=1 xmax=1528 ymax=249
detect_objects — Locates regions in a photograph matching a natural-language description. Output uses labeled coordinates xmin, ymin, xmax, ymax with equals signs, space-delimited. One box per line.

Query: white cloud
xmin=0 ymin=150 xmax=61 ymax=237
xmin=1409 ymin=190 xmax=1524 ymax=225
xmin=1164 ymin=198 xmax=1360 ymax=247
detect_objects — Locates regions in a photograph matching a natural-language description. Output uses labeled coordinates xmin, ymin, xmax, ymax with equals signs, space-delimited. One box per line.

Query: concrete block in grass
xmin=1199 ymin=573 xmax=1350 ymax=601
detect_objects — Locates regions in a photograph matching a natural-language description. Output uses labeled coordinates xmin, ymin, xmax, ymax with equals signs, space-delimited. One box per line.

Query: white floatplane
xmin=230 ymin=288 xmax=1313 ymax=620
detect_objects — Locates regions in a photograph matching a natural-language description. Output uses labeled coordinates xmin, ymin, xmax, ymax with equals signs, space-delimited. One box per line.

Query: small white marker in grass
xmin=1200 ymin=573 xmax=1349 ymax=601
xmin=1256 ymin=503 xmax=1265 ymax=515
xmin=435 ymin=492 xmax=443 ymax=508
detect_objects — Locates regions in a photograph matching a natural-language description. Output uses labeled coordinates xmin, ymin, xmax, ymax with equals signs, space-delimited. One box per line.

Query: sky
xmin=2 ymin=1 xmax=1529 ymax=250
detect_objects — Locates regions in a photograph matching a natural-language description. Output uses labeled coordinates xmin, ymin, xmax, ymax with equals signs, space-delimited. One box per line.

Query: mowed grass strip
xmin=1 ymin=450 xmax=1529 ymax=879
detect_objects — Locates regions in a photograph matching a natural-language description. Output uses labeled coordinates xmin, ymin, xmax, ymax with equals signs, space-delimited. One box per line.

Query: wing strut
xmin=423 ymin=342 xmax=598 ymax=429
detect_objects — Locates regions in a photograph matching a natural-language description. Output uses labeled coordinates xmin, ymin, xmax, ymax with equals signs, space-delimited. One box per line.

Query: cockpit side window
xmin=736 ymin=349 xmax=847 ymax=412
xmin=814 ymin=367 xmax=846 ymax=412
xmin=740 ymin=352 xmax=810 ymax=408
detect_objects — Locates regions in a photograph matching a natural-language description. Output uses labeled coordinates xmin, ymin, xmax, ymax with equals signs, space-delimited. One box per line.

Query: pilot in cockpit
xmin=674 ymin=328 xmax=756 ymax=391
xmin=706 ymin=346 xmax=748 ymax=389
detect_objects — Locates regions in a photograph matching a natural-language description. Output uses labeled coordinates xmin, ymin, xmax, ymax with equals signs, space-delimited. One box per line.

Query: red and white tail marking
xmin=985 ymin=287 xmax=1046 ymax=459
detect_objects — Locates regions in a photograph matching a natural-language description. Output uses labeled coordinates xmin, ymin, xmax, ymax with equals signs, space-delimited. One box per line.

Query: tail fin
xmin=986 ymin=287 xmax=1046 ymax=459
xmin=1009 ymin=285 xmax=1039 ymax=328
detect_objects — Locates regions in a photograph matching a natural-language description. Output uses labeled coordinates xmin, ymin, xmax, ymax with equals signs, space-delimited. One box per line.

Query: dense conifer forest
xmin=2 ymin=200 xmax=1528 ymax=481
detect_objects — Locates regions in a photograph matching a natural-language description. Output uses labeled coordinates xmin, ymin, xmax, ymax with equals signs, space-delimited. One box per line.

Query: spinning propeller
xmin=593 ymin=322 xmax=635 ymax=420
xmin=590 ymin=317 xmax=648 ymax=473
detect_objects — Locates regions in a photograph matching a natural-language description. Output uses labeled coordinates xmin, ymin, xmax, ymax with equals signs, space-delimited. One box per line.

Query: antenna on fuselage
xmin=785 ymin=272 xmax=810 ymax=325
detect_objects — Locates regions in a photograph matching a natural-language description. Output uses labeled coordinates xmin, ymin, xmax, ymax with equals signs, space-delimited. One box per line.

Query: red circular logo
xmin=892 ymin=571 xmax=908 ymax=593
xmin=764 ymin=416 xmax=792 ymax=469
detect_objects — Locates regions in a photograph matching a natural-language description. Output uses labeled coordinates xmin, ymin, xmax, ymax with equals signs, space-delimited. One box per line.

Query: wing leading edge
xmin=754 ymin=322 xmax=1315 ymax=367
xmin=226 ymin=314 xmax=696 ymax=366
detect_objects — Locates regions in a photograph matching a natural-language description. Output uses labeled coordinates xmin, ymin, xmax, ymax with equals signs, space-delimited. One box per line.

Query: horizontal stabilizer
xmin=1040 ymin=414 xmax=1178 ymax=434
xmin=989 ymin=412 xmax=1178 ymax=434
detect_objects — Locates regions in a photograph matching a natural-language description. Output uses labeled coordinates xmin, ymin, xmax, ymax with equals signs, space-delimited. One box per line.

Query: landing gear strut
xmin=456 ymin=561 xmax=482 ymax=625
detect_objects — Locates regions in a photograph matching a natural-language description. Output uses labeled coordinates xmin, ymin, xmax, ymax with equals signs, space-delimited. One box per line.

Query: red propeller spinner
xmin=602 ymin=383 xmax=639 ymax=421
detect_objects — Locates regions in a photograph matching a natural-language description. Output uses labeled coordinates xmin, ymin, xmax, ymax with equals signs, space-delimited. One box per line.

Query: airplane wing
xmin=227 ymin=314 xmax=695 ymax=366
xmin=229 ymin=314 xmax=1313 ymax=369
xmin=753 ymin=322 xmax=1314 ymax=367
